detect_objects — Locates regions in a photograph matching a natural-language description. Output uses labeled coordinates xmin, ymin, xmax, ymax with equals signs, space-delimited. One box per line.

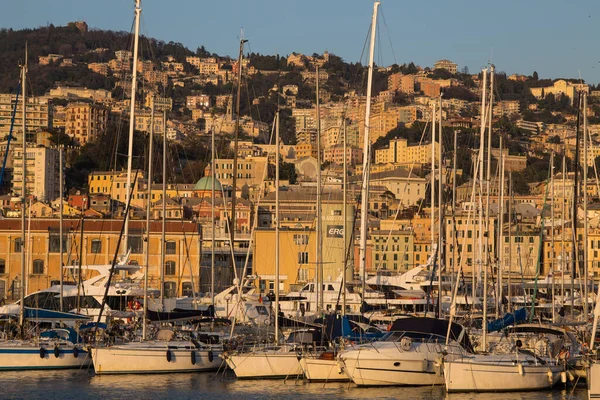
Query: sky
xmin=3 ymin=0 xmax=600 ymax=83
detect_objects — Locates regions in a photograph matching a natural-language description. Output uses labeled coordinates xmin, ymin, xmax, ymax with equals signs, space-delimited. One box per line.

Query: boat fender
xmin=73 ymin=347 xmax=79 ymax=359
xmin=166 ymin=350 xmax=172 ymax=362
xmin=337 ymin=361 xmax=344 ymax=375
xmin=546 ymin=369 xmax=553 ymax=385
xmin=54 ymin=346 xmax=60 ymax=358
xmin=39 ymin=347 xmax=46 ymax=359
xmin=567 ymin=370 xmax=575 ymax=382
xmin=400 ymin=337 xmax=412 ymax=352
xmin=517 ymin=363 xmax=524 ymax=376
xmin=560 ymin=371 xmax=567 ymax=384
xmin=191 ymin=351 xmax=196 ymax=365
xmin=208 ymin=350 xmax=214 ymax=363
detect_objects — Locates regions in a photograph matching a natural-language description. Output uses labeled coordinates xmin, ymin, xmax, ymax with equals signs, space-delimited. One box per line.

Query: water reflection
xmin=0 ymin=369 xmax=587 ymax=400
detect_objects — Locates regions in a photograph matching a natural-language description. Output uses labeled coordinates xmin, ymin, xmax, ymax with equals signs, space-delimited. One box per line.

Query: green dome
xmin=194 ymin=176 xmax=222 ymax=191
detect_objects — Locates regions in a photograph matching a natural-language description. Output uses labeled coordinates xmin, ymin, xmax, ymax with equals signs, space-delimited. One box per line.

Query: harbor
xmin=1 ymin=0 xmax=600 ymax=398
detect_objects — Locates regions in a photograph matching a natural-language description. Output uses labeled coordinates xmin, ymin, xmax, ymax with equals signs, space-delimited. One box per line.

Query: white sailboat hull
xmin=444 ymin=358 xmax=562 ymax=392
xmin=92 ymin=343 xmax=222 ymax=375
xmin=0 ymin=343 xmax=90 ymax=370
xmin=224 ymin=352 xmax=302 ymax=379
xmin=340 ymin=345 xmax=444 ymax=386
xmin=589 ymin=362 xmax=600 ymax=399
xmin=300 ymin=357 xmax=349 ymax=382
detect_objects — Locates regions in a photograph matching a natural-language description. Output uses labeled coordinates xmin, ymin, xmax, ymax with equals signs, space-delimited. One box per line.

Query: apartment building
xmin=12 ymin=145 xmax=63 ymax=202
xmin=65 ymin=102 xmax=108 ymax=145
xmin=0 ymin=94 xmax=51 ymax=142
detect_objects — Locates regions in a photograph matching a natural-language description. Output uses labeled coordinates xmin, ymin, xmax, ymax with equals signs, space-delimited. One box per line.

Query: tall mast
xmin=275 ymin=111 xmax=280 ymax=342
xmin=550 ymin=151 xmax=556 ymax=323
xmin=211 ymin=125 xmax=216 ymax=315
xmin=431 ymin=102 xmax=436 ymax=276
xmin=142 ymin=104 xmax=155 ymax=340
xmin=584 ymin=91 xmax=589 ymax=321
xmin=478 ymin=68 xmax=488 ymax=349
xmin=230 ymin=38 xmax=246 ymax=274
xmin=59 ymin=145 xmax=64 ymax=312
xmin=342 ymin=117 xmax=347 ymax=316
xmin=484 ymin=65 xmax=494 ymax=348
xmin=451 ymin=126 xmax=457 ymax=295
xmin=316 ymin=66 xmax=323 ymax=313
xmin=358 ymin=0 xmax=380 ymax=299
xmin=561 ymin=153 xmax=566 ymax=305
xmin=160 ymin=110 xmax=166 ymax=304
xmin=497 ymin=136 xmax=504 ymax=318
xmin=19 ymin=45 xmax=27 ymax=329
xmin=477 ymin=68 xmax=488 ymax=296
xmin=124 ymin=0 xmax=142 ymax=253
xmin=572 ymin=93 xmax=581 ymax=317
xmin=508 ymin=172 xmax=512 ymax=309
xmin=437 ymin=94 xmax=443 ymax=318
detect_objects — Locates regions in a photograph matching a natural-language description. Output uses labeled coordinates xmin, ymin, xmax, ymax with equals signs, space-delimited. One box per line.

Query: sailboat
xmin=0 ymin=48 xmax=92 ymax=371
xmin=298 ymin=3 xmax=381 ymax=382
xmin=222 ymin=110 xmax=313 ymax=379
xmin=91 ymin=0 xmax=223 ymax=375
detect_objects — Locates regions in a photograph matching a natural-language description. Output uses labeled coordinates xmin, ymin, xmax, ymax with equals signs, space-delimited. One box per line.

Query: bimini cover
xmin=487 ymin=308 xmax=527 ymax=333
xmin=389 ymin=317 xmax=473 ymax=353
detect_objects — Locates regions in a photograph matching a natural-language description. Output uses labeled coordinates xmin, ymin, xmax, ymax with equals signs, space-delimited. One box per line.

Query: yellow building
xmin=87 ymin=170 xmax=147 ymax=206
xmin=0 ymin=218 xmax=201 ymax=301
xmin=444 ymin=208 xmax=497 ymax=277
xmin=370 ymin=229 xmax=414 ymax=272
xmin=253 ymin=227 xmax=316 ymax=293
xmin=375 ymin=138 xmax=438 ymax=165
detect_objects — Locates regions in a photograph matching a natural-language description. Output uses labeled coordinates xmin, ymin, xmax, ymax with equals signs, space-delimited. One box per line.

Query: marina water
xmin=0 ymin=369 xmax=587 ymax=400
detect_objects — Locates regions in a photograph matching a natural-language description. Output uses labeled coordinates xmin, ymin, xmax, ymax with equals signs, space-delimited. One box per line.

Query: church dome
xmin=194 ymin=176 xmax=222 ymax=191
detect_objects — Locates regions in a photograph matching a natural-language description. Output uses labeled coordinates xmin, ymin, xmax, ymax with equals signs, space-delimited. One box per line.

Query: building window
xmin=164 ymin=261 xmax=176 ymax=276
xmin=129 ymin=235 xmax=143 ymax=254
xmin=165 ymin=241 xmax=177 ymax=255
xmin=0 ymin=259 xmax=5 ymax=274
xmin=14 ymin=239 xmax=22 ymax=253
xmin=298 ymin=252 xmax=309 ymax=264
xmin=182 ymin=282 xmax=193 ymax=296
xmin=163 ymin=281 xmax=176 ymax=298
xmin=293 ymin=234 xmax=309 ymax=245
xmin=299 ymin=268 xmax=309 ymax=281
xmin=49 ymin=232 xmax=68 ymax=253
xmin=91 ymin=239 xmax=102 ymax=254
xmin=33 ymin=259 xmax=44 ymax=275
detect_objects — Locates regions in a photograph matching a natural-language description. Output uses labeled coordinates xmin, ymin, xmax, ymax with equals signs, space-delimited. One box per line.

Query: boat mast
xmin=483 ymin=65 xmax=494 ymax=347
xmin=211 ymin=124 xmax=216 ymax=317
xmin=59 ymin=145 xmax=64 ymax=312
xmin=142 ymin=103 xmax=155 ymax=340
xmin=342 ymin=117 xmax=347 ymax=316
xmin=430 ymin=102 xmax=436 ymax=281
xmin=550 ymin=151 xmax=556 ymax=323
xmin=497 ymin=136 xmax=504 ymax=318
xmin=160 ymin=110 xmax=166 ymax=304
xmin=584 ymin=91 xmax=589 ymax=321
xmin=275 ymin=110 xmax=280 ymax=342
xmin=508 ymin=172 xmax=513 ymax=310
xmin=124 ymin=0 xmax=142 ymax=254
xmin=437 ymin=94 xmax=443 ymax=318
xmin=561 ymin=152 xmax=566 ymax=306
xmin=358 ymin=0 xmax=379 ymax=299
xmin=19 ymin=45 xmax=27 ymax=329
xmin=316 ymin=66 xmax=322 ymax=313
xmin=451 ymin=126 xmax=457 ymax=297
xmin=230 ymin=38 xmax=246 ymax=283
xmin=478 ymin=68 xmax=488 ymax=349
xmin=477 ymin=68 xmax=488 ymax=295
xmin=572 ymin=92 xmax=581 ymax=317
